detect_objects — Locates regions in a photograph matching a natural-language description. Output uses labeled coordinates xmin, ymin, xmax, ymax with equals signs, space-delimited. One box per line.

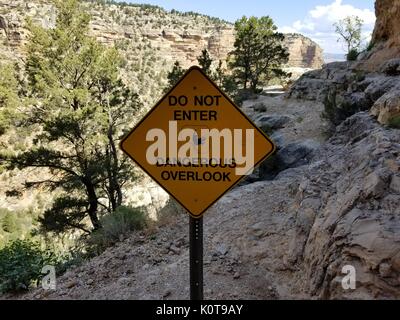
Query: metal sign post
xmin=189 ymin=216 xmax=203 ymax=300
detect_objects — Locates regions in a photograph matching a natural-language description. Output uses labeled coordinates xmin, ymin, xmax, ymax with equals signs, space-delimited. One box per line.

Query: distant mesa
xmin=283 ymin=33 xmax=324 ymax=69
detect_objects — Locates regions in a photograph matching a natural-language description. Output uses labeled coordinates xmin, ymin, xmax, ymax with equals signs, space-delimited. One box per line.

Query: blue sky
xmin=120 ymin=0 xmax=376 ymax=53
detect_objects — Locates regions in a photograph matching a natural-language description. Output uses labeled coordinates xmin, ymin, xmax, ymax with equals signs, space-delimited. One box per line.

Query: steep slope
xmin=358 ymin=0 xmax=400 ymax=71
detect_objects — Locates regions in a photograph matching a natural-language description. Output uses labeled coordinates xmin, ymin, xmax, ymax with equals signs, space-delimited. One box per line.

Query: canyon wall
xmin=358 ymin=0 xmax=400 ymax=71
xmin=284 ymin=33 xmax=324 ymax=69
xmin=0 ymin=0 xmax=323 ymax=70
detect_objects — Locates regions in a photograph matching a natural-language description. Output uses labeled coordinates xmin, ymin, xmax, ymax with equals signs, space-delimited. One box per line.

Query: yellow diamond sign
xmin=120 ymin=66 xmax=275 ymax=218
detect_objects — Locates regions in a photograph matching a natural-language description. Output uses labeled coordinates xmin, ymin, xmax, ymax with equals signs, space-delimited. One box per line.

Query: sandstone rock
xmin=370 ymin=87 xmax=400 ymax=124
xmin=359 ymin=0 xmax=400 ymax=71
xmin=270 ymin=132 xmax=285 ymax=149
xmin=284 ymin=33 xmax=324 ymax=69
xmin=0 ymin=1 xmax=323 ymax=71
xmin=342 ymin=92 xmax=371 ymax=110
xmin=259 ymin=138 xmax=318 ymax=181
xmin=288 ymin=57 xmax=400 ymax=131
xmin=287 ymin=77 xmax=330 ymax=101
xmin=379 ymin=263 xmax=392 ymax=278
xmin=274 ymin=166 xmax=307 ymax=182
xmin=364 ymin=76 xmax=399 ymax=102
xmin=286 ymin=62 xmax=353 ymax=101
xmin=363 ymin=170 xmax=389 ymax=198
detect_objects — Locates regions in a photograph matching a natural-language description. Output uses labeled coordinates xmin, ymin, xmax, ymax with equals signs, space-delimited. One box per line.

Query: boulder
xmin=379 ymin=58 xmax=400 ymax=76
xmin=337 ymin=92 xmax=372 ymax=112
xmin=370 ymin=87 xmax=400 ymax=124
xmin=269 ymin=132 xmax=285 ymax=149
xmin=364 ymin=76 xmax=400 ymax=102
xmin=288 ymin=78 xmax=331 ymax=101
xmin=259 ymin=139 xmax=319 ymax=180
xmin=276 ymin=140 xmax=319 ymax=171
xmin=253 ymin=102 xmax=267 ymax=112
xmin=286 ymin=62 xmax=353 ymax=101
xmin=255 ymin=115 xmax=292 ymax=133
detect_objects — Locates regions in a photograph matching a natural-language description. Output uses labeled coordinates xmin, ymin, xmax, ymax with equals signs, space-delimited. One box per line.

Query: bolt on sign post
xmin=120 ymin=66 xmax=275 ymax=300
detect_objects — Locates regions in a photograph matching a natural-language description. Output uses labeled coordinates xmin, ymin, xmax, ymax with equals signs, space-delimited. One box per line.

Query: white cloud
xmin=293 ymin=20 xmax=315 ymax=31
xmin=279 ymin=0 xmax=376 ymax=54
xmin=310 ymin=0 xmax=375 ymax=23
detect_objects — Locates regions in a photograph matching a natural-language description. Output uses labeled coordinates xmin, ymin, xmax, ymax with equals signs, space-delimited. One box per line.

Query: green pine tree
xmin=164 ymin=61 xmax=186 ymax=93
xmin=229 ymin=16 xmax=290 ymax=92
xmin=197 ymin=49 xmax=213 ymax=76
xmin=1 ymin=0 xmax=140 ymax=234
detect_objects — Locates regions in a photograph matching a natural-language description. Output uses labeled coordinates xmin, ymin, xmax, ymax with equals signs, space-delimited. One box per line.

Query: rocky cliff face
xmin=0 ymin=0 xmax=237 ymax=110
xmin=284 ymin=33 xmax=324 ymax=69
xmin=287 ymin=57 xmax=400 ymax=126
xmin=0 ymin=0 xmax=323 ymax=70
xmin=358 ymin=0 xmax=400 ymax=72
xmin=287 ymin=113 xmax=400 ymax=299
xmin=372 ymin=0 xmax=400 ymax=43
xmin=0 ymin=0 xmax=232 ymax=65
xmin=282 ymin=0 xmax=400 ymax=299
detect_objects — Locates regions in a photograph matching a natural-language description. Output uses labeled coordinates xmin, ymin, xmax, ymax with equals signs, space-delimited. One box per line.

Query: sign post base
xmin=189 ymin=216 xmax=203 ymax=300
